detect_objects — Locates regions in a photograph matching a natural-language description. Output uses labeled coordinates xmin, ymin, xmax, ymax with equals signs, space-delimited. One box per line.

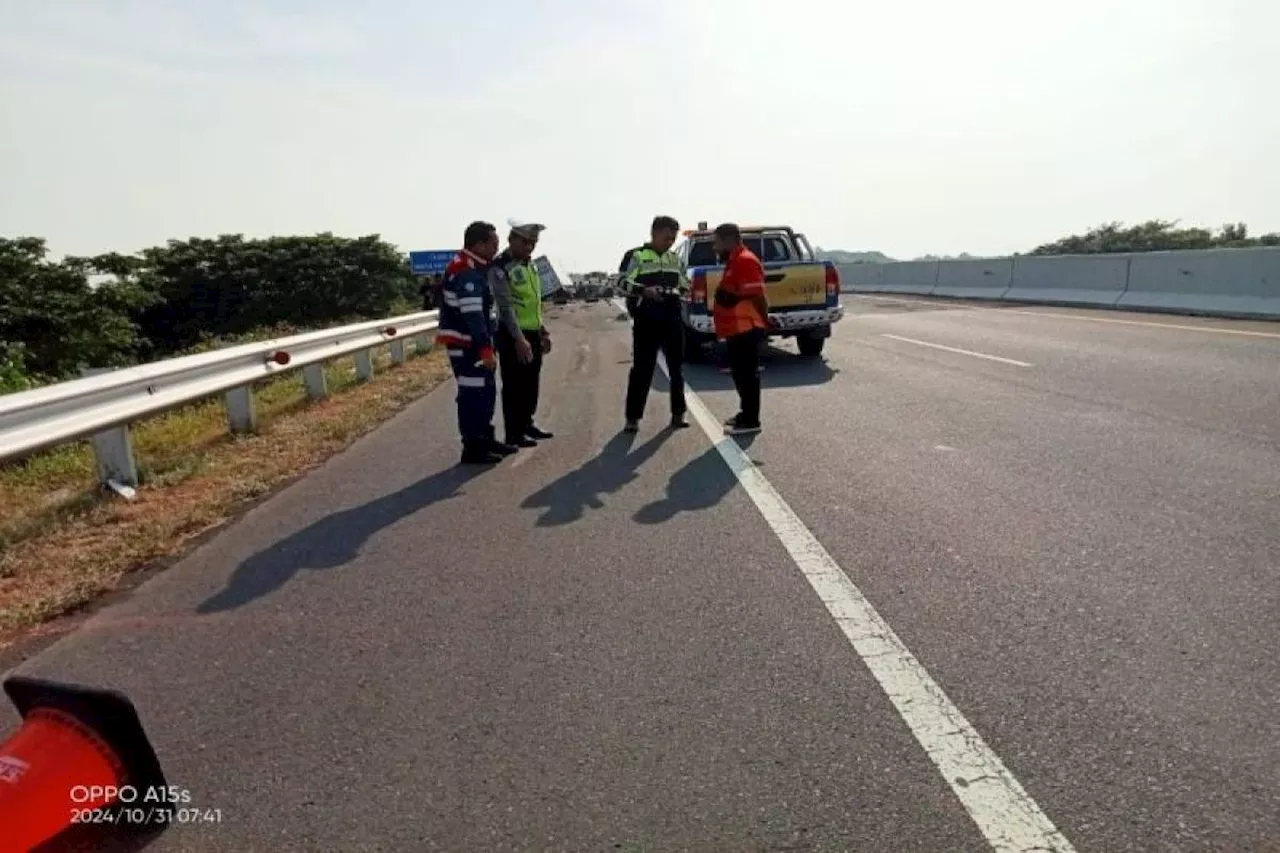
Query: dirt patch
xmin=0 ymin=346 xmax=451 ymax=648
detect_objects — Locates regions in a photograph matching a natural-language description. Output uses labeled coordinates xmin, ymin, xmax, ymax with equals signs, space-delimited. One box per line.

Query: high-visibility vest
xmin=503 ymin=259 xmax=543 ymax=331
xmin=623 ymin=246 xmax=688 ymax=297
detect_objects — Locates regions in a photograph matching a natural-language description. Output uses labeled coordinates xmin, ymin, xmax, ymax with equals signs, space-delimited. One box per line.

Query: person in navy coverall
xmin=435 ymin=221 xmax=518 ymax=464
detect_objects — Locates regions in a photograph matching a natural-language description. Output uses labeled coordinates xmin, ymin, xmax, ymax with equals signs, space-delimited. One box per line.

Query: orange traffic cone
xmin=0 ymin=676 xmax=167 ymax=852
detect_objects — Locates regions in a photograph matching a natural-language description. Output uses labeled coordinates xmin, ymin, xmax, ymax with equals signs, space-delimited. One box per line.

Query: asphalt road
xmin=4 ymin=295 xmax=1278 ymax=852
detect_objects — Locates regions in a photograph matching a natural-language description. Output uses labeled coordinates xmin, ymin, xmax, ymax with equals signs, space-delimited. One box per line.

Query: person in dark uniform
xmin=489 ymin=220 xmax=554 ymax=447
xmin=620 ymin=215 xmax=690 ymax=432
xmin=419 ymin=275 xmax=438 ymax=311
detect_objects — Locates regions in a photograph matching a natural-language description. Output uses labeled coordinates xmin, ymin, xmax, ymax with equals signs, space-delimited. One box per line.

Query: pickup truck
xmin=675 ymin=224 xmax=844 ymax=358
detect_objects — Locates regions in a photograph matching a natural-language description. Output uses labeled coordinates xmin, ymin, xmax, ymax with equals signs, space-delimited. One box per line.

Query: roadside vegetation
xmin=0 ymin=231 xmax=447 ymax=644
xmin=817 ymin=219 xmax=1280 ymax=263
xmin=0 ymin=232 xmax=420 ymax=390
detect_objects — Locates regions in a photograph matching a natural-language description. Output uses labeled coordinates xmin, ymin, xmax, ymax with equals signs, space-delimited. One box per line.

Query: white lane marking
xmin=853 ymin=294 xmax=1280 ymax=340
xmin=618 ymin=300 xmax=1077 ymax=852
xmin=935 ymin=444 xmax=957 ymax=452
xmin=680 ymin=389 xmax=1076 ymax=851
xmin=881 ymin=334 xmax=1033 ymax=367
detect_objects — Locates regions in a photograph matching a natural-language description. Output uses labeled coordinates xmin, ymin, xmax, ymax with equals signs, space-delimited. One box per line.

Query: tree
xmin=1031 ymin=220 xmax=1280 ymax=255
xmin=0 ymin=238 xmax=146 ymax=379
xmin=133 ymin=233 xmax=416 ymax=353
xmin=1 ymin=231 xmax=421 ymax=388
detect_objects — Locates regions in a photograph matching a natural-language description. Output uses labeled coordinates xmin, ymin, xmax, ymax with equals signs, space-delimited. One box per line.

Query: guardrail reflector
xmin=271 ymin=351 xmax=291 ymax=366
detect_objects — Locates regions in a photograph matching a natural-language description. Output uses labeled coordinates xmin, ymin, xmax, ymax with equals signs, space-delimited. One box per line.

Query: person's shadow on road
xmin=521 ymin=428 xmax=673 ymax=527
xmin=196 ymin=465 xmax=485 ymax=614
xmin=633 ymin=445 xmax=739 ymax=524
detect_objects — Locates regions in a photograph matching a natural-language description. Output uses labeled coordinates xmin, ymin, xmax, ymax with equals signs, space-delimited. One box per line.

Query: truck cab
xmin=675 ymin=224 xmax=844 ymax=358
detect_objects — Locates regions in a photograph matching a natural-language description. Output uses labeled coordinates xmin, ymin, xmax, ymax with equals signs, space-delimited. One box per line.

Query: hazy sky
xmin=2 ymin=0 xmax=1277 ymax=270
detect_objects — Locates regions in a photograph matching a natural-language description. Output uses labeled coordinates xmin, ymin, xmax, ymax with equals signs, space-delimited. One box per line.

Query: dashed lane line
xmin=880 ymin=333 xmax=1034 ymax=367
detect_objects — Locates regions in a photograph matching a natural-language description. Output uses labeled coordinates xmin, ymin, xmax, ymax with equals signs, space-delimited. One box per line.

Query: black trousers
xmin=725 ymin=328 xmax=762 ymax=425
xmin=496 ymin=327 xmax=543 ymax=441
xmin=625 ymin=308 xmax=685 ymax=422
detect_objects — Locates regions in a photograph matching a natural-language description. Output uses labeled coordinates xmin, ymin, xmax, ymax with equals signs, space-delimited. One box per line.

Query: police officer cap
xmin=507 ymin=218 xmax=547 ymax=240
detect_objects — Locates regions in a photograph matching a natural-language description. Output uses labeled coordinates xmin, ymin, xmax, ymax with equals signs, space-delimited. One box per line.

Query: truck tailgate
xmin=705 ymin=263 xmax=828 ymax=309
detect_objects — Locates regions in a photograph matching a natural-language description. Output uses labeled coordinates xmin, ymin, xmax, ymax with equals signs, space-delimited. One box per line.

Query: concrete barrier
xmin=829 ymin=248 xmax=1278 ymax=319
xmin=932 ymin=258 xmax=1013 ymax=299
xmin=878 ymin=261 xmax=939 ymax=295
xmin=1117 ymin=247 xmax=1280 ymax=318
xmin=1007 ymin=255 xmax=1129 ymax=307
xmin=837 ymin=262 xmax=884 ymax=293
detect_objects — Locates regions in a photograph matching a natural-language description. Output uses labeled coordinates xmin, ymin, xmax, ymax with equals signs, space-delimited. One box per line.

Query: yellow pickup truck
xmin=675 ymin=223 xmax=844 ymax=358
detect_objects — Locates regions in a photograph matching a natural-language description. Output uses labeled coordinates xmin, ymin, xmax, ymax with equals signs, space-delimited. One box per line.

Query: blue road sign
xmin=408 ymin=249 xmax=455 ymax=276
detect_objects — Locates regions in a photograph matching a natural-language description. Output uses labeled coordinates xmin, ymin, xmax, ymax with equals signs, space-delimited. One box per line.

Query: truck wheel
xmin=797 ymin=334 xmax=825 ymax=358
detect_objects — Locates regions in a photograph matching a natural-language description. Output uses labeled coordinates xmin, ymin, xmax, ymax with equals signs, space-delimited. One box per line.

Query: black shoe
xmin=461 ymin=448 xmax=503 ymax=465
xmin=506 ymin=436 xmax=538 ymax=448
xmin=724 ymin=417 xmax=761 ymax=436
xmin=670 ymin=414 xmax=690 ymax=429
xmin=488 ymin=439 xmax=519 ymax=456
xmin=526 ymin=425 xmax=554 ymax=440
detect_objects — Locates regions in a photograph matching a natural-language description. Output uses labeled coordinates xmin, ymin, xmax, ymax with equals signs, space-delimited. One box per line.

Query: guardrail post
xmin=90 ymin=428 xmax=139 ymax=488
xmin=79 ymin=367 xmax=140 ymax=488
xmin=354 ymin=349 xmax=375 ymax=381
xmin=224 ymin=385 xmax=257 ymax=433
xmin=302 ymin=364 xmax=327 ymax=400
xmin=389 ymin=339 xmax=407 ymax=365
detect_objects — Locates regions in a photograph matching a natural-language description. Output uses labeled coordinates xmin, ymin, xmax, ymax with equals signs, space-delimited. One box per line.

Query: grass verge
xmin=0 ymin=343 xmax=451 ymax=646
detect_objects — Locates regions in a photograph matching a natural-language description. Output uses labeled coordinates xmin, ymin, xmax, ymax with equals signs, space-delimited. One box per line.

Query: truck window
xmin=793 ymin=233 xmax=815 ymax=262
xmin=688 ymin=240 xmax=718 ymax=267
xmin=687 ymin=232 xmax=794 ymax=266
xmin=759 ymin=233 xmax=795 ymax=264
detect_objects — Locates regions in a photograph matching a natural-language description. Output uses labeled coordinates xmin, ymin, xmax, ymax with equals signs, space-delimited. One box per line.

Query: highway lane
xmin=685 ymin=294 xmax=1280 ymax=852
xmin=3 ymin=296 xmax=1275 ymax=851
xmin=843 ymin=294 xmax=1280 ymax=444
xmin=4 ymin=302 xmax=990 ymax=852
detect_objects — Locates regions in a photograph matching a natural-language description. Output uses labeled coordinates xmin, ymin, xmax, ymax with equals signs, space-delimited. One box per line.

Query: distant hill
xmin=814 ymin=248 xmax=894 ymax=264
xmin=817 ymin=248 xmax=986 ymax=264
xmin=911 ymin=252 xmax=977 ymax=261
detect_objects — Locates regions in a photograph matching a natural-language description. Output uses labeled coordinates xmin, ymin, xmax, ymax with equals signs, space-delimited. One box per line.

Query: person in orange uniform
xmin=711 ymin=222 xmax=770 ymax=435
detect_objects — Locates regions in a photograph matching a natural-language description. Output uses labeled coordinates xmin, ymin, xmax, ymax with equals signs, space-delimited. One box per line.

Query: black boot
xmin=488 ymin=438 xmax=519 ymax=456
xmin=461 ymin=443 xmax=503 ymax=465
xmin=526 ymin=425 xmax=554 ymax=440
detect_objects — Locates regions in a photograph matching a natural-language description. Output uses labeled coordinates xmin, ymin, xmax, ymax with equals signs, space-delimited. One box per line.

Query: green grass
xmin=0 ymin=342 xmax=449 ymax=639
xmin=0 ymin=346 xmax=405 ymax=548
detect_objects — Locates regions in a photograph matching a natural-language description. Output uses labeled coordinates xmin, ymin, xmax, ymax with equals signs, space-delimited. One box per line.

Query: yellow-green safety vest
xmin=624 ymin=246 xmax=689 ymax=295
xmin=504 ymin=259 xmax=543 ymax=330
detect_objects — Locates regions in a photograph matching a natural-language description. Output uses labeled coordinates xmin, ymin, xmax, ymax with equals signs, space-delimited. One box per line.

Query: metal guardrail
xmin=0 ymin=310 xmax=440 ymax=494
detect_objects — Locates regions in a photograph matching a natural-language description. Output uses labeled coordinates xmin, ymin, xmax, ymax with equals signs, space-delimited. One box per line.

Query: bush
xmin=0 ymin=342 xmax=32 ymax=393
